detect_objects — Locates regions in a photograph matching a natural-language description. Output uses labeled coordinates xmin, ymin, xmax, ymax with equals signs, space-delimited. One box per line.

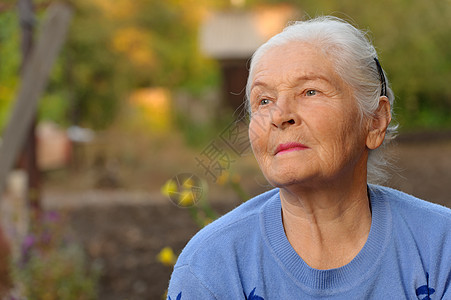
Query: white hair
xmin=246 ymin=16 xmax=397 ymax=184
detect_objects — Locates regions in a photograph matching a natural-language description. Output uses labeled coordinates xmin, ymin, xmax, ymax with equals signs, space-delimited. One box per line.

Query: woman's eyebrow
xmin=250 ymin=73 xmax=334 ymax=93
xmin=294 ymin=74 xmax=332 ymax=84
xmin=250 ymin=80 xmax=269 ymax=92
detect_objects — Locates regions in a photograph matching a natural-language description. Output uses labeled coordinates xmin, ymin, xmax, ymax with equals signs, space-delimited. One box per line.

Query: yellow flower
xmin=157 ymin=247 xmax=177 ymax=266
xmin=161 ymin=179 xmax=177 ymax=197
xmin=182 ymin=177 xmax=194 ymax=189
xmin=216 ymin=171 xmax=229 ymax=185
xmin=178 ymin=190 xmax=195 ymax=207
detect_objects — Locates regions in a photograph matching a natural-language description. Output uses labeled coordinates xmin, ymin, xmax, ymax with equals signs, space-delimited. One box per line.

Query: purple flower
xmin=44 ymin=211 xmax=60 ymax=222
xmin=20 ymin=235 xmax=36 ymax=265
xmin=22 ymin=235 xmax=35 ymax=250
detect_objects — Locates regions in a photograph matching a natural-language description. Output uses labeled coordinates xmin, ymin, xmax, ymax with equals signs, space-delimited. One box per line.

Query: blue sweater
xmin=168 ymin=185 xmax=451 ymax=299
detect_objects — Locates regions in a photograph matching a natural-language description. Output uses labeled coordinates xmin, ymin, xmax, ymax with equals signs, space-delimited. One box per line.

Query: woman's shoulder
xmin=175 ymin=188 xmax=279 ymax=266
xmin=369 ymin=184 xmax=451 ymax=240
xmin=370 ymin=185 xmax=451 ymax=292
xmin=370 ymin=184 xmax=451 ymax=219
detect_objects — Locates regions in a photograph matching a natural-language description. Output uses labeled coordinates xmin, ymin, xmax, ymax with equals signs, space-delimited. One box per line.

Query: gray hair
xmin=246 ymin=16 xmax=397 ymax=184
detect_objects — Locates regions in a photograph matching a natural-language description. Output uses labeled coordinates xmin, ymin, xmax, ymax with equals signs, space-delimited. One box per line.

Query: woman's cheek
xmin=249 ymin=117 xmax=268 ymax=157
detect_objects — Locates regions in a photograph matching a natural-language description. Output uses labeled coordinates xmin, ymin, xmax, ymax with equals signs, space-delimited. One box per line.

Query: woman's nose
xmin=271 ymin=100 xmax=300 ymax=129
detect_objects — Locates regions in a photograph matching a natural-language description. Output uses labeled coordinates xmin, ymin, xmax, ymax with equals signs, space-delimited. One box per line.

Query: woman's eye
xmin=260 ymin=99 xmax=271 ymax=105
xmin=306 ymin=90 xmax=317 ymax=96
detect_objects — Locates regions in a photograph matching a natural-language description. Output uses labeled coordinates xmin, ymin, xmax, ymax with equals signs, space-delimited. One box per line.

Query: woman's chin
xmin=264 ymin=171 xmax=313 ymax=189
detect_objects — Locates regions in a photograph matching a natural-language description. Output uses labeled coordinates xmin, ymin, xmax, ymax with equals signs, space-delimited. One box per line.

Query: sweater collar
xmin=261 ymin=185 xmax=392 ymax=294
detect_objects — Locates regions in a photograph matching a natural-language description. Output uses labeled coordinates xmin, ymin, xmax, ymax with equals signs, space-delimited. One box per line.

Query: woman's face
xmin=248 ymin=42 xmax=370 ymax=189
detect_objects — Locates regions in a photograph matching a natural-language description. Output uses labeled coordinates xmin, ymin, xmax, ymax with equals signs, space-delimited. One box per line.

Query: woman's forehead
xmin=250 ymin=43 xmax=340 ymax=90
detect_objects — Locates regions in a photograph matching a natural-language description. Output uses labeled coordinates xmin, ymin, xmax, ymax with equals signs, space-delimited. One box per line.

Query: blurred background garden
xmin=0 ymin=0 xmax=450 ymax=299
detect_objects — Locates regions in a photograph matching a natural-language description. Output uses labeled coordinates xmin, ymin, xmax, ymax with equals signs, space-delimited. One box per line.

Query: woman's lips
xmin=275 ymin=142 xmax=309 ymax=155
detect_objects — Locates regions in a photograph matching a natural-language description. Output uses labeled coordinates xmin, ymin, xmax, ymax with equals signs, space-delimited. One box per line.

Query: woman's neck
xmin=280 ymin=181 xmax=372 ymax=270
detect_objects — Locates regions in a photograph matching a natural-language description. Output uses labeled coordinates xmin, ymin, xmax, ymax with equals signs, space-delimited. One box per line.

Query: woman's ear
xmin=366 ymin=96 xmax=391 ymax=150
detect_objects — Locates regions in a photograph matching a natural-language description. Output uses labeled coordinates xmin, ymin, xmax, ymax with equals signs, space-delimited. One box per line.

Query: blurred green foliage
xmin=0 ymin=0 xmax=450 ymax=132
xmin=0 ymin=0 xmax=221 ymax=131
xmin=175 ymin=109 xmax=236 ymax=148
xmin=11 ymin=211 xmax=100 ymax=299
xmin=0 ymin=8 xmax=20 ymax=131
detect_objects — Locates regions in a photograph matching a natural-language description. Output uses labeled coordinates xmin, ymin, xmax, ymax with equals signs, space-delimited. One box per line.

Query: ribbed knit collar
xmin=260 ymin=185 xmax=392 ymax=295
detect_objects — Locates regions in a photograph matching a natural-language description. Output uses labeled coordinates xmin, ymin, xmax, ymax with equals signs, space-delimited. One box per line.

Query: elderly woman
xmin=167 ymin=16 xmax=451 ymax=299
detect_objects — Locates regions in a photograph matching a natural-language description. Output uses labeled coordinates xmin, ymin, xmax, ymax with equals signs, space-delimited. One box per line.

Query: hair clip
xmin=374 ymin=57 xmax=387 ymax=97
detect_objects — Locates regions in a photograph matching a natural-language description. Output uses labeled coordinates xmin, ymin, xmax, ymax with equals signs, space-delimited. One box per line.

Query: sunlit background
xmin=0 ymin=0 xmax=450 ymax=298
